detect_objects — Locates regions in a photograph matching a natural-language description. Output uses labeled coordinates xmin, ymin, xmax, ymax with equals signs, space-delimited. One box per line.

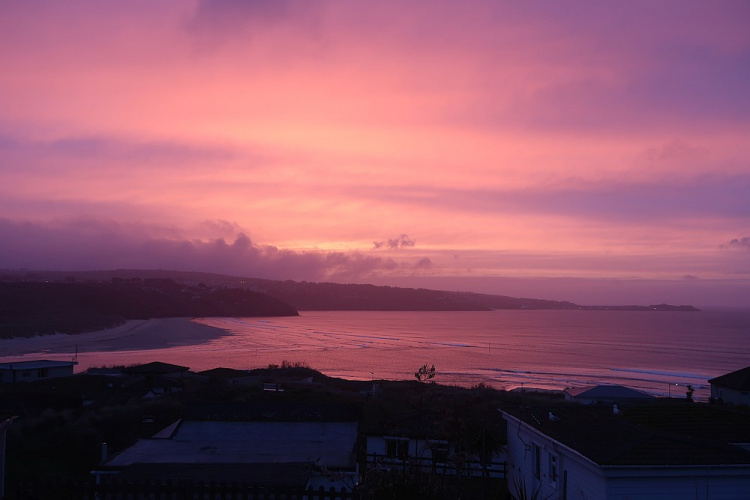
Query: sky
xmin=1 ymin=1 xmax=749 ymax=308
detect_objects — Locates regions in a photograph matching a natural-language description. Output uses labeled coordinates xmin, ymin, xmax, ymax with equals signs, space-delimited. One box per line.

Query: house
xmin=100 ymin=419 xmax=359 ymax=488
xmin=501 ymin=403 xmax=750 ymax=500
xmin=709 ymin=366 xmax=750 ymax=406
xmin=121 ymin=361 xmax=189 ymax=398
xmin=363 ymin=408 xmax=507 ymax=479
xmin=563 ymin=384 xmax=656 ymax=406
xmin=0 ymin=359 xmax=77 ymax=383
xmin=196 ymin=367 xmax=260 ymax=386
xmin=97 ymin=401 xmax=360 ymax=490
xmin=122 ymin=361 xmax=189 ymax=379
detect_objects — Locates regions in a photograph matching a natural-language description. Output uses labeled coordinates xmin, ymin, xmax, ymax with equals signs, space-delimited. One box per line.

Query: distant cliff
xmin=0 ymin=280 xmax=298 ymax=338
xmin=0 ymin=270 xmax=699 ymax=338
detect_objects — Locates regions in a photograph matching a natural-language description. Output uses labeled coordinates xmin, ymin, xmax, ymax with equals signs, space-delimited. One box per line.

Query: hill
xmin=0 ymin=279 xmax=297 ymax=338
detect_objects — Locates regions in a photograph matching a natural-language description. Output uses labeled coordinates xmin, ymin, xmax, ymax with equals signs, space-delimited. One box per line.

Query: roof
xmin=0 ymin=359 xmax=77 ymax=370
xmin=501 ymin=405 xmax=750 ymax=467
xmin=185 ymin=400 xmax=361 ymax=422
xmin=115 ymin=462 xmax=312 ymax=487
xmin=565 ymin=384 xmax=655 ymax=400
xmin=197 ymin=367 xmax=256 ymax=379
xmin=122 ymin=361 xmax=189 ymax=375
xmin=709 ymin=366 xmax=750 ymax=391
xmin=106 ymin=420 xmax=359 ymax=469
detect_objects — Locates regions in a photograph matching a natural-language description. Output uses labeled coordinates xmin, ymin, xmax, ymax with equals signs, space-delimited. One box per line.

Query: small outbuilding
xmin=709 ymin=366 xmax=750 ymax=406
xmin=0 ymin=359 xmax=77 ymax=383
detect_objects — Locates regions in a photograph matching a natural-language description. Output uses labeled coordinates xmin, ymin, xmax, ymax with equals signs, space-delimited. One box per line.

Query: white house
xmin=501 ymin=405 xmax=750 ymax=500
xmin=709 ymin=366 xmax=750 ymax=406
xmin=0 ymin=359 xmax=77 ymax=383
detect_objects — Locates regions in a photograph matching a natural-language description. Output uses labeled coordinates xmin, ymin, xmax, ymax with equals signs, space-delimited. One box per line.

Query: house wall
xmin=604 ymin=466 xmax=750 ymax=500
xmin=0 ymin=364 xmax=74 ymax=383
xmin=711 ymin=385 xmax=750 ymax=406
xmin=365 ymin=436 xmax=429 ymax=461
xmin=504 ymin=417 xmax=606 ymax=500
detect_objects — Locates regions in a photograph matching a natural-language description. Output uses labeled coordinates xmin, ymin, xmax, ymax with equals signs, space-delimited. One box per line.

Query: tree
xmin=415 ymin=364 xmax=436 ymax=383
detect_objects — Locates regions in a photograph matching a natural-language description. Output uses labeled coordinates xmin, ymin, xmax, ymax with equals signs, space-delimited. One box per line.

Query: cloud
xmin=0 ymin=218 xmax=401 ymax=282
xmin=722 ymin=237 xmax=750 ymax=250
xmin=185 ymin=0 xmax=319 ymax=51
xmin=412 ymin=257 xmax=432 ymax=269
xmin=373 ymin=234 xmax=416 ymax=250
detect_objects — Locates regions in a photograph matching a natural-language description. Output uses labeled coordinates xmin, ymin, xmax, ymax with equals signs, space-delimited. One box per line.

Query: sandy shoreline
xmin=0 ymin=318 xmax=231 ymax=359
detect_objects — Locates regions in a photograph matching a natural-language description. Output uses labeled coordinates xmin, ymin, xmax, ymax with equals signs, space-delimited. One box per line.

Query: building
xmin=563 ymin=384 xmax=656 ymax=406
xmin=0 ymin=359 xmax=77 ymax=383
xmin=709 ymin=366 xmax=750 ymax=406
xmin=196 ymin=367 xmax=260 ymax=386
xmin=97 ymin=401 xmax=360 ymax=490
xmin=501 ymin=403 xmax=750 ymax=500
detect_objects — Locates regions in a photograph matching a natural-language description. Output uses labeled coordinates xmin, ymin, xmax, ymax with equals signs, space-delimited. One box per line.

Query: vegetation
xmin=0 ymin=363 xmax=551 ymax=497
xmin=0 ymin=279 xmax=298 ymax=338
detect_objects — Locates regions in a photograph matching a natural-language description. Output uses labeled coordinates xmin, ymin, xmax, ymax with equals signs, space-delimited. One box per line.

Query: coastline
xmin=0 ymin=317 xmax=231 ymax=359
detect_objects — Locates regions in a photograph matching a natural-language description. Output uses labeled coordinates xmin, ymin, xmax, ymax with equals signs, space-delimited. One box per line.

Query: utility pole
xmin=1 ymin=416 xmax=18 ymax=500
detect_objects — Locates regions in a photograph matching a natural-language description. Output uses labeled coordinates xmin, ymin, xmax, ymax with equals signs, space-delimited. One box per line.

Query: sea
xmin=4 ymin=310 xmax=750 ymax=402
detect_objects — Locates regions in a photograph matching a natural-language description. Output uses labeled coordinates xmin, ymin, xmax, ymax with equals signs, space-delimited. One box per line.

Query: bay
xmin=2 ymin=310 xmax=748 ymax=402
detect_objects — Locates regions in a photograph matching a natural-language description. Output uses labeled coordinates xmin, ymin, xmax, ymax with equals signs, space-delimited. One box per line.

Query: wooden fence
xmin=7 ymin=480 xmax=355 ymax=500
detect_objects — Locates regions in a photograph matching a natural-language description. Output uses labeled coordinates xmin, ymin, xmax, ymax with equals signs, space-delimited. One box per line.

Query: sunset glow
xmin=1 ymin=1 xmax=749 ymax=307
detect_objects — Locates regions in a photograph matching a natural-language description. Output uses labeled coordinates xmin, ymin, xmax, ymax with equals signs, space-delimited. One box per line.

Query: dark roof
xmin=197 ymin=367 xmax=256 ymax=379
xmin=115 ymin=462 xmax=312 ymax=487
xmin=122 ymin=362 xmax=189 ymax=375
xmin=565 ymin=385 xmax=655 ymax=400
xmin=501 ymin=404 xmax=750 ymax=467
xmin=709 ymin=366 xmax=750 ymax=391
xmin=185 ymin=400 xmax=361 ymax=422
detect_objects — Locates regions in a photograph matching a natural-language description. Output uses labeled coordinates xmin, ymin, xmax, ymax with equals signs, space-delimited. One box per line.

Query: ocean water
xmin=4 ymin=310 xmax=749 ymax=401
xmin=190 ymin=310 xmax=750 ymax=401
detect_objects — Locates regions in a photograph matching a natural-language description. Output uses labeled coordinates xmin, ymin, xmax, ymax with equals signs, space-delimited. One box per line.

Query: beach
xmin=0 ymin=318 xmax=230 ymax=360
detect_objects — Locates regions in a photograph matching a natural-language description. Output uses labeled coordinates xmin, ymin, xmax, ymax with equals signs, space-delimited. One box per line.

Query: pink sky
xmin=1 ymin=1 xmax=749 ymax=308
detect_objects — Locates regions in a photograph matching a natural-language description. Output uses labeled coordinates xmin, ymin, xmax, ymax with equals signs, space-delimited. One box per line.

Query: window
xmin=385 ymin=437 xmax=409 ymax=460
xmin=532 ymin=444 xmax=541 ymax=480
xmin=548 ymin=453 xmax=558 ymax=485
xmin=430 ymin=441 xmax=449 ymax=465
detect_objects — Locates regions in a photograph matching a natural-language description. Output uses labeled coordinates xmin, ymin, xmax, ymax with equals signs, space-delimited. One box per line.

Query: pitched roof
xmin=501 ymin=405 xmax=750 ymax=467
xmin=709 ymin=366 xmax=750 ymax=391
xmin=122 ymin=361 xmax=189 ymax=375
xmin=197 ymin=367 xmax=256 ymax=379
xmin=107 ymin=420 xmax=359 ymax=469
xmin=565 ymin=384 xmax=655 ymax=400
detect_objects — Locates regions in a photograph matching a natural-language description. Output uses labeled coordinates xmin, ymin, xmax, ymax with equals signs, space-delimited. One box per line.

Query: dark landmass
xmin=0 ymin=269 xmax=698 ymax=338
xmin=0 ymin=279 xmax=298 ymax=338
xmin=0 ymin=363 xmax=526 ymax=492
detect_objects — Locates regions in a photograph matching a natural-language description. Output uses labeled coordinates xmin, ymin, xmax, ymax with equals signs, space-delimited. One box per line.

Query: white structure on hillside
xmin=0 ymin=360 xmax=77 ymax=383
xmin=709 ymin=366 xmax=750 ymax=406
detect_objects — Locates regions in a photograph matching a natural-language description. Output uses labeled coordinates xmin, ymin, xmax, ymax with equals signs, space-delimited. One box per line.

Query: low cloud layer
xmin=0 ymin=218 xmax=425 ymax=282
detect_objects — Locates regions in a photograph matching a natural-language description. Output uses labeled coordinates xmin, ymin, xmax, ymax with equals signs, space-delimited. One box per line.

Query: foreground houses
xmin=709 ymin=366 xmax=750 ymax=406
xmin=501 ymin=403 xmax=750 ymax=500
xmin=0 ymin=359 xmax=76 ymax=383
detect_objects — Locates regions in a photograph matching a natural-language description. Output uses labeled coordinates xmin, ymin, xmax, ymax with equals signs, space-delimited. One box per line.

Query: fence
xmin=365 ymin=453 xmax=507 ymax=479
xmin=7 ymin=480 xmax=355 ymax=500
